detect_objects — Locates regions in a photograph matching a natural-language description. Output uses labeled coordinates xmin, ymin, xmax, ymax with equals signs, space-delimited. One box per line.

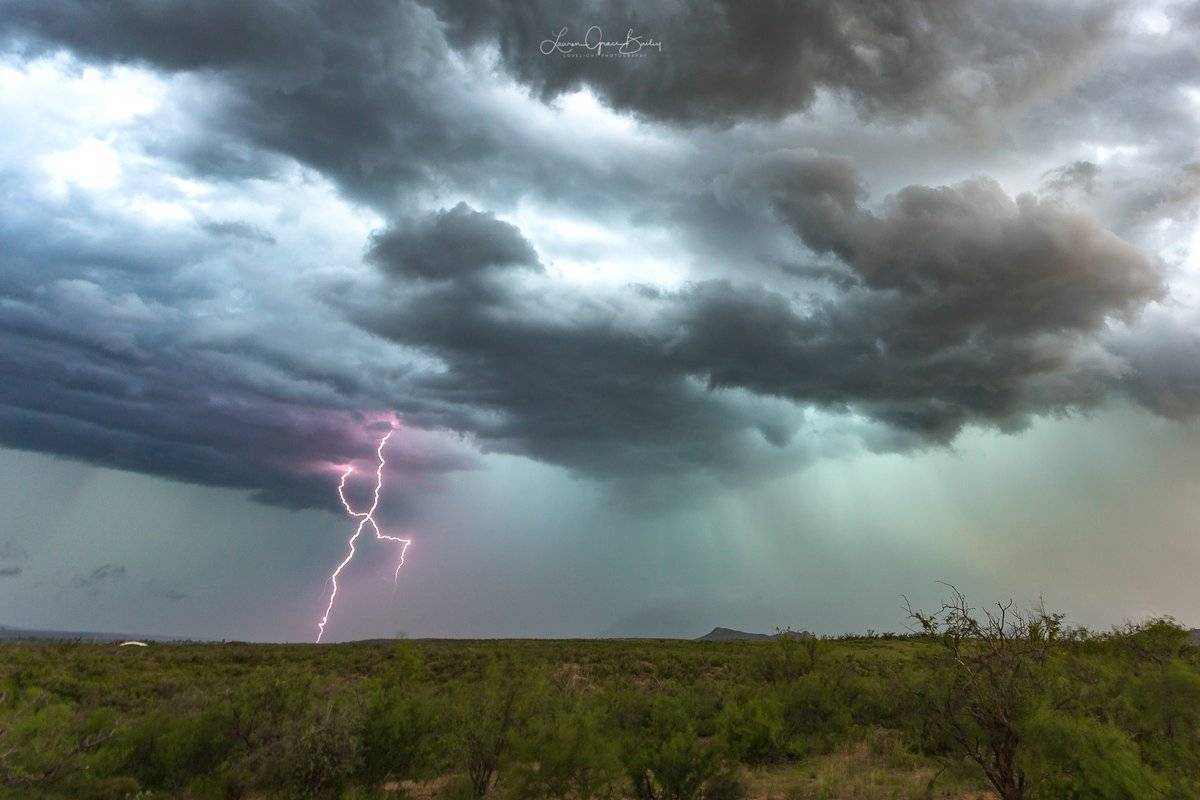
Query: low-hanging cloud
xmin=345 ymin=167 xmax=1167 ymax=473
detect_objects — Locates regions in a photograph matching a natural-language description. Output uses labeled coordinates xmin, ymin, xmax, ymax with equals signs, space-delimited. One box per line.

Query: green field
xmin=1 ymin=610 xmax=1197 ymax=799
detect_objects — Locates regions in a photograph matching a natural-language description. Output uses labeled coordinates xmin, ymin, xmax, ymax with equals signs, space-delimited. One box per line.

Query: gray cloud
xmin=0 ymin=0 xmax=1194 ymax=511
xmin=1109 ymin=309 xmax=1200 ymax=420
xmin=692 ymin=156 xmax=1171 ymax=437
xmin=428 ymin=0 xmax=1116 ymax=126
xmin=0 ymin=541 xmax=28 ymax=563
xmin=73 ymin=563 xmax=126 ymax=594
xmin=1041 ymin=159 xmax=1200 ymax=237
xmin=0 ymin=0 xmax=611 ymax=213
xmin=200 ymin=220 xmax=277 ymax=245
xmin=1023 ymin=2 xmax=1200 ymax=162
xmin=144 ymin=580 xmax=188 ymax=601
xmin=337 ymin=161 xmax=1167 ymax=480
xmin=344 ymin=268 xmax=810 ymax=483
xmin=1041 ymin=160 xmax=1102 ymax=197
xmin=741 ymin=151 xmax=1162 ymax=331
xmin=367 ymin=203 xmax=542 ymax=281
xmin=0 ymin=541 xmax=24 ymax=579
xmin=0 ymin=2 xmax=442 ymax=203
xmin=0 ymin=182 xmax=480 ymax=510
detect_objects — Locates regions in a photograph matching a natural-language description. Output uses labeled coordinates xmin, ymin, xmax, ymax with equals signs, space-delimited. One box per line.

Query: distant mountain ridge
xmin=699 ymin=627 xmax=1200 ymax=643
xmin=0 ymin=624 xmax=179 ymax=642
xmin=696 ymin=627 xmax=773 ymax=641
xmin=2 ymin=624 xmax=1195 ymax=644
xmin=696 ymin=626 xmax=814 ymax=641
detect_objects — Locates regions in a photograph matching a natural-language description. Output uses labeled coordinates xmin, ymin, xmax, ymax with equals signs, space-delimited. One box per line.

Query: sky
xmin=0 ymin=0 xmax=1198 ymax=642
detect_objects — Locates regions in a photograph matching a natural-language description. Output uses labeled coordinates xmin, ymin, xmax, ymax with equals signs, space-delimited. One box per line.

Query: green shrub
xmin=361 ymin=682 xmax=443 ymax=782
xmin=1122 ymin=659 xmax=1200 ymax=796
xmin=777 ymin=674 xmax=850 ymax=755
xmin=1021 ymin=708 xmax=1162 ymax=799
xmin=751 ymin=634 xmax=819 ymax=683
xmin=280 ymin=696 xmax=364 ymax=798
xmin=623 ymin=698 xmax=739 ymax=800
xmin=715 ymin=695 xmax=787 ymax=764
xmin=508 ymin=705 xmax=622 ymax=800
xmin=116 ymin=707 xmax=235 ymax=789
xmin=1113 ymin=618 xmax=1192 ymax=666
xmin=452 ymin=658 xmax=540 ymax=798
xmin=0 ymin=689 xmax=117 ymax=787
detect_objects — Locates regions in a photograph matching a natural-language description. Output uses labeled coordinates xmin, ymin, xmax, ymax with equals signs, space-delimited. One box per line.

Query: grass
xmin=744 ymin=733 xmax=993 ymax=800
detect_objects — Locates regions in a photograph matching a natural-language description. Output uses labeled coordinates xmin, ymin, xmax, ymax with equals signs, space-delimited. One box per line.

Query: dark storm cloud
xmin=344 ymin=261 xmax=808 ymax=481
xmin=0 ymin=1 xmax=323 ymax=74
xmin=0 ymin=0 xmax=1118 ymax=218
xmin=681 ymin=156 xmax=1167 ymax=438
xmin=0 ymin=1 xmax=473 ymax=205
xmin=0 ymin=0 xmax=1195 ymax=507
xmin=0 ymin=270 xmax=478 ymax=510
xmin=73 ymin=563 xmax=126 ymax=594
xmin=0 ymin=50 xmax=487 ymax=513
xmin=341 ymin=165 xmax=1164 ymax=475
xmin=738 ymin=151 xmax=1161 ymax=331
xmin=427 ymin=0 xmax=1115 ymax=126
xmin=367 ymin=203 xmax=542 ymax=281
xmin=0 ymin=0 xmax=652 ymax=214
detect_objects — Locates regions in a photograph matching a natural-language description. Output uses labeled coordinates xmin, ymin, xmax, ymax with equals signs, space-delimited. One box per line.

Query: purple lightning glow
xmin=315 ymin=428 xmax=411 ymax=643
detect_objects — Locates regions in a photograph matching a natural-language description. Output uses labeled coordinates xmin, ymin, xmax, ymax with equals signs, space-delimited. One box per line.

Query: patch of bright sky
xmin=1126 ymin=5 xmax=1173 ymax=36
xmin=0 ymin=54 xmax=163 ymax=127
xmin=505 ymin=203 xmax=689 ymax=288
xmin=527 ymin=85 xmax=679 ymax=161
xmin=471 ymin=83 xmax=692 ymax=288
xmin=4 ymin=54 xmax=382 ymax=259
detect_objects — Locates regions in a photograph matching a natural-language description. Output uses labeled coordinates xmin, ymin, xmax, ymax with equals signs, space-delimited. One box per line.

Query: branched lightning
xmin=316 ymin=428 xmax=411 ymax=643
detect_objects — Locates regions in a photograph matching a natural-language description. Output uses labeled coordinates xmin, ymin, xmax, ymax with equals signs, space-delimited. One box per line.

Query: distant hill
xmin=0 ymin=624 xmax=179 ymax=642
xmin=696 ymin=627 xmax=773 ymax=641
xmin=696 ymin=626 xmax=818 ymax=641
xmin=698 ymin=626 xmax=821 ymax=641
xmin=697 ymin=627 xmax=1200 ymax=644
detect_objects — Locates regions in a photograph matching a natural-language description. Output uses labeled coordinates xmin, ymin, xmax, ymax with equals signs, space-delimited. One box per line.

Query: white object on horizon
xmin=119 ymin=640 xmax=148 ymax=647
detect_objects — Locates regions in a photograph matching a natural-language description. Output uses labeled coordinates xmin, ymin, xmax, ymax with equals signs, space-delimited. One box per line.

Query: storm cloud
xmin=367 ymin=203 xmax=543 ymax=281
xmin=429 ymin=0 xmax=1116 ymax=125
xmin=347 ymin=162 xmax=1165 ymax=474
xmin=0 ymin=0 xmax=1196 ymax=510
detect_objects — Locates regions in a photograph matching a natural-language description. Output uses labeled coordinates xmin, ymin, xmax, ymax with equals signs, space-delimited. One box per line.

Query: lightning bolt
xmin=316 ymin=428 xmax=411 ymax=643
